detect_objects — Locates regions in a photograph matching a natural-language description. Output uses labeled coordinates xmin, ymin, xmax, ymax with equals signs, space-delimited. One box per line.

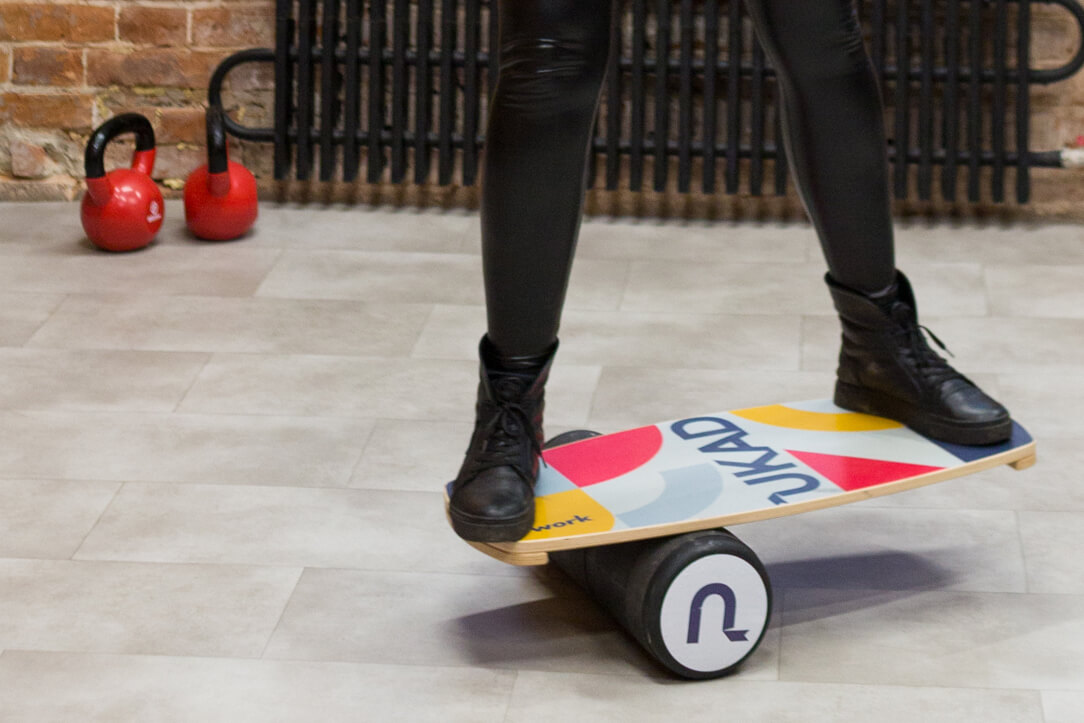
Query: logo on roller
xmin=686 ymin=583 xmax=748 ymax=644
xmin=658 ymin=554 xmax=769 ymax=673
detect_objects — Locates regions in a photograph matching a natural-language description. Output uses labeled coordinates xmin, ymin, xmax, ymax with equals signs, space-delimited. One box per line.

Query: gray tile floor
xmin=0 ymin=201 xmax=1081 ymax=722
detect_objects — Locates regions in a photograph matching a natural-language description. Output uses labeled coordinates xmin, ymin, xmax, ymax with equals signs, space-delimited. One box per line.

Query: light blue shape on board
xmin=617 ymin=463 xmax=724 ymax=528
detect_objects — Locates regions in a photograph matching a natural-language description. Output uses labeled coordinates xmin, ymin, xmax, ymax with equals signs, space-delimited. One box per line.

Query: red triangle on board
xmin=786 ymin=449 xmax=944 ymax=491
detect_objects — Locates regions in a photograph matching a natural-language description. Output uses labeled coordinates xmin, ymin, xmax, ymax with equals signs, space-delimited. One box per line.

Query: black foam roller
xmin=550 ymin=529 xmax=772 ymax=679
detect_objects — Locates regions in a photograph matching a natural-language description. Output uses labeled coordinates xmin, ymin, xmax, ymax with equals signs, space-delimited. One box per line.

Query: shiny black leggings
xmin=483 ymin=0 xmax=897 ymax=359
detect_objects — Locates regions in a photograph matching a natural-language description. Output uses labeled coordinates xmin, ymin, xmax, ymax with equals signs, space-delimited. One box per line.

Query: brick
xmin=119 ymin=6 xmax=188 ymax=47
xmin=1031 ymin=6 xmax=1081 ymax=69
xmin=1030 ymin=167 xmax=1084 ymax=206
xmin=192 ymin=5 xmax=274 ymax=47
xmin=157 ymin=107 xmax=207 ymax=144
xmin=220 ymin=61 xmax=274 ymax=92
xmin=0 ymin=92 xmax=94 ymax=130
xmin=0 ymin=4 xmax=115 ymax=43
xmin=0 ymin=175 xmax=81 ymax=201
xmin=151 ymin=144 xmax=205 ymax=180
xmin=87 ymin=48 xmax=225 ymax=89
xmin=236 ymin=138 xmax=272 ymax=179
xmin=12 ymin=47 xmax=83 ymax=86
xmin=9 ymin=138 xmax=52 ymax=179
xmin=0 ymin=48 xmax=10 ymax=83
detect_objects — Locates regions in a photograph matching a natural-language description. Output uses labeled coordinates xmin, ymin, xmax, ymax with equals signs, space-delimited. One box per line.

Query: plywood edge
xmin=465 ymin=540 xmax=549 ymax=566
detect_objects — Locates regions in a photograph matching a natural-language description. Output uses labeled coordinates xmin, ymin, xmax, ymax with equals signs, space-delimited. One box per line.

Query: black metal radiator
xmin=211 ymin=0 xmax=1084 ymax=203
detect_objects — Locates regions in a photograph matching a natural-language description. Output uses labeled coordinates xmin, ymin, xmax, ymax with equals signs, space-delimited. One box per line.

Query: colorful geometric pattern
xmin=784 ymin=449 xmax=943 ymax=492
xmin=731 ymin=404 xmax=903 ymax=432
xmin=544 ymin=425 xmax=662 ymax=487
xmin=509 ymin=400 xmax=1034 ymax=544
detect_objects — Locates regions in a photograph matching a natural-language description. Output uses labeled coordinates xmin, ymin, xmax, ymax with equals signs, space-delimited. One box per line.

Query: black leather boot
xmin=826 ymin=272 xmax=1012 ymax=445
xmin=448 ymin=336 xmax=556 ymax=542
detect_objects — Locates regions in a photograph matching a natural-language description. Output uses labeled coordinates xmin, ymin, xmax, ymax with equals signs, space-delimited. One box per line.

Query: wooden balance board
xmin=450 ymin=399 xmax=1036 ymax=566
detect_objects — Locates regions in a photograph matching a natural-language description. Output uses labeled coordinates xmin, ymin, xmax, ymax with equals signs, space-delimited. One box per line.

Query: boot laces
xmin=894 ymin=305 xmax=961 ymax=386
xmin=465 ymin=397 xmax=543 ymax=478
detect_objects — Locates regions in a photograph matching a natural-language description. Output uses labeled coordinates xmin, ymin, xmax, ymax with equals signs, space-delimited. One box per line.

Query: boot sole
xmin=835 ymin=381 xmax=1012 ymax=446
xmin=448 ymin=502 xmax=534 ymax=543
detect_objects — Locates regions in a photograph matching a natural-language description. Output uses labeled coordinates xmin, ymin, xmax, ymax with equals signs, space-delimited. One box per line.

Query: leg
xmin=743 ymin=0 xmax=894 ymax=293
xmin=745 ymin=0 xmax=1010 ymax=443
xmin=482 ymin=0 xmax=614 ymax=358
xmin=449 ymin=0 xmax=614 ymax=542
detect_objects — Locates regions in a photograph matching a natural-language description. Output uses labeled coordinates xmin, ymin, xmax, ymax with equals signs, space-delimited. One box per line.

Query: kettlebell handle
xmin=85 ymin=113 xmax=157 ymax=179
xmin=205 ymin=104 xmax=232 ymax=197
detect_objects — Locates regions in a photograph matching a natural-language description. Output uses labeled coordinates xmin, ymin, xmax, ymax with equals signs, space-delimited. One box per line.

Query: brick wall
xmin=0 ymin=1 xmax=1081 ymax=218
xmin=0 ymin=0 xmax=274 ymax=201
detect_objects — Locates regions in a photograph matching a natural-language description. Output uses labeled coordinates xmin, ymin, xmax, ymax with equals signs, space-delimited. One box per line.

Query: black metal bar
xmin=575 ymin=59 xmax=1041 ymax=86
xmin=415 ymin=0 xmax=433 ymax=183
xmin=992 ymin=0 xmax=1008 ymax=202
xmin=273 ymin=1 xmax=293 ymax=178
xmin=319 ymin=130 xmax=1041 ymax=167
xmin=677 ymin=0 xmax=694 ymax=192
xmin=725 ymin=0 xmax=742 ymax=194
xmin=282 ymin=130 xmax=1049 ymax=167
xmin=702 ymin=0 xmax=719 ymax=193
xmin=343 ymin=0 xmax=362 ymax=181
xmin=605 ymin=0 xmax=623 ymax=190
xmin=462 ymin=0 xmax=480 ymax=185
xmin=630 ymin=0 xmax=646 ymax=191
xmin=917 ymin=0 xmax=934 ymax=199
xmin=1017 ymin=0 xmax=1032 ymax=202
xmin=319 ymin=0 xmax=340 ymax=181
xmin=653 ymin=0 xmax=671 ymax=192
xmin=390 ymin=0 xmax=410 ymax=182
xmin=893 ymin=0 xmax=910 ymax=198
xmin=437 ymin=0 xmax=456 ymax=185
xmin=942 ymin=0 xmax=961 ymax=201
xmin=967 ymin=0 xmax=982 ymax=201
xmin=366 ymin=0 xmax=386 ymax=182
xmin=295 ymin=0 xmax=317 ymax=180
xmin=749 ymin=39 xmax=765 ymax=196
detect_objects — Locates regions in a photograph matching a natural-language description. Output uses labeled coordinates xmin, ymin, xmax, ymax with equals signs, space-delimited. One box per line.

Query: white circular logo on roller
xmin=658 ymin=554 xmax=769 ymax=673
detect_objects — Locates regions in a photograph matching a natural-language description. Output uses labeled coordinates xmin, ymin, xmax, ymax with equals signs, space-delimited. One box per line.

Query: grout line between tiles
xmin=16 ymin=293 xmax=71 ymax=350
xmin=500 ymin=669 xmax=521 ymax=723
xmin=171 ymin=352 xmax=216 ymax=413
xmin=344 ymin=422 xmax=380 ymax=485
xmin=259 ymin=567 xmax=306 ymax=660
xmin=67 ymin=480 xmax=126 ymax=561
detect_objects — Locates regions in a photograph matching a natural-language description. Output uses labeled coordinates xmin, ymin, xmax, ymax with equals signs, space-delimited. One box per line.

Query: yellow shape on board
xmin=522 ymin=489 xmax=616 ymax=540
xmin=732 ymin=404 xmax=903 ymax=432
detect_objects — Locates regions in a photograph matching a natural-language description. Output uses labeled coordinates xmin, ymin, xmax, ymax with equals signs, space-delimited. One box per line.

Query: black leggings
xmin=483 ymin=0 xmax=897 ymax=359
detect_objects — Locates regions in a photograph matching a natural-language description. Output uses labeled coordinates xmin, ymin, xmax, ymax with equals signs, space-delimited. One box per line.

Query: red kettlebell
xmin=81 ymin=113 xmax=164 ymax=252
xmin=184 ymin=105 xmax=258 ymax=241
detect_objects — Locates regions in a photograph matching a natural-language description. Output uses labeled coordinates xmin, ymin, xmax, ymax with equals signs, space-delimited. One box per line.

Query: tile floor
xmin=0 ymin=201 xmax=1081 ymax=721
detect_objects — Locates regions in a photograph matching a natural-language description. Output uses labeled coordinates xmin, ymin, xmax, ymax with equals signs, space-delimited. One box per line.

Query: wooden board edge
xmin=441 ymin=493 xmax=553 ymax=566
xmin=494 ymin=439 xmax=1040 ymax=557
xmin=465 ymin=540 xmax=549 ymax=566
xmin=1010 ymin=452 xmax=1037 ymax=471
